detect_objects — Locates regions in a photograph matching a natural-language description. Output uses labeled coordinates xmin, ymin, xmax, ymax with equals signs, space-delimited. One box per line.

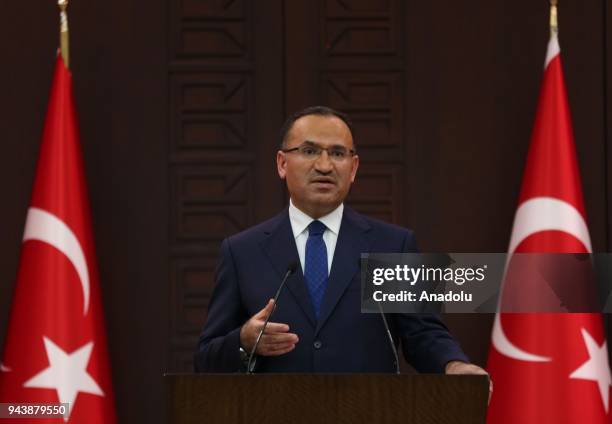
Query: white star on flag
xmin=569 ymin=328 xmax=612 ymax=413
xmin=23 ymin=337 xmax=105 ymax=420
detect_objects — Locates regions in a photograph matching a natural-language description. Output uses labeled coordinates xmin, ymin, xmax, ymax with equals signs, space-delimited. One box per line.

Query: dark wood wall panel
xmin=103 ymin=0 xmax=169 ymax=421
xmin=404 ymin=0 xmax=547 ymax=253
xmin=167 ymin=0 xmax=285 ymax=373
xmin=322 ymin=72 xmax=404 ymax=159
xmin=324 ymin=0 xmax=401 ymax=56
xmin=0 ymin=1 xmax=610 ymax=422
xmin=562 ymin=0 xmax=608 ymax=253
xmin=168 ymin=0 xmax=255 ymax=372
xmin=316 ymin=0 xmax=409 ymax=226
xmin=348 ymin=165 xmax=403 ymax=223
xmin=171 ymin=0 xmax=249 ymax=59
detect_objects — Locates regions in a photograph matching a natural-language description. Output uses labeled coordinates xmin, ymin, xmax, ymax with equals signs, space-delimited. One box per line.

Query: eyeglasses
xmin=282 ymin=143 xmax=356 ymax=161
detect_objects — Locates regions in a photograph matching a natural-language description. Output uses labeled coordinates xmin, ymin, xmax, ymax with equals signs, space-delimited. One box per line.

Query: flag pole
xmin=550 ymin=0 xmax=558 ymax=36
xmin=58 ymin=0 xmax=69 ymax=68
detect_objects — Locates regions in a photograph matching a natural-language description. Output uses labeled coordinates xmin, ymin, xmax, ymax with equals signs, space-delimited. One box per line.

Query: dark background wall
xmin=0 ymin=1 xmax=610 ymax=422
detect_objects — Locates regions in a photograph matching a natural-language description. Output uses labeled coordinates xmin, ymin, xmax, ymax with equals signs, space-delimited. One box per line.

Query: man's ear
xmin=277 ymin=151 xmax=287 ymax=179
xmin=350 ymin=154 xmax=359 ymax=183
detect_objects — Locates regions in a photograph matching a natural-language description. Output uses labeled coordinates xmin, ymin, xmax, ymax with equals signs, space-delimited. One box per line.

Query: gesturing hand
xmin=240 ymin=299 xmax=299 ymax=356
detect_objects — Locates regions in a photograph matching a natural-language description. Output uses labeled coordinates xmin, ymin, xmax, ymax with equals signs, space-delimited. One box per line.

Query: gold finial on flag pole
xmin=58 ymin=0 xmax=70 ymax=68
xmin=550 ymin=0 xmax=558 ymax=36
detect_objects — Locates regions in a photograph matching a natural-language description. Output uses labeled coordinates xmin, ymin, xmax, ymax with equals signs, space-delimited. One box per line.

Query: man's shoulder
xmin=345 ymin=206 xmax=415 ymax=238
xmin=343 ymin=206 xmax=417 ymax=250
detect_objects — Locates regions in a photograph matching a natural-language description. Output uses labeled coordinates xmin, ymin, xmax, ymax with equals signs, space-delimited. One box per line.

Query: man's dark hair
xmin=279 ymin=106 xmax=355 ymax=149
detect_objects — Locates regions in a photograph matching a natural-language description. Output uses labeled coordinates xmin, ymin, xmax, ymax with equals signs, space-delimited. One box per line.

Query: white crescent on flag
xmin=508 ymin=197 xmax=592 ymax=254
xmin=22 ymin=207 xmax=90 ymax=315
xmin=493 ymin=196 xmax=592 ymax=361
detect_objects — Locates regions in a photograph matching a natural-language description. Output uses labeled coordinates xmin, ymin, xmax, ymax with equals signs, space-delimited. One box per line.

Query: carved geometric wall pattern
xmin=172 ymin=166 xmax=253 ymax=243
xmin=179 ymin=167 xmax=250 ymax=202
xmin=321 ymin=72 xmax=403 ymax=159
xmin=180 ymin=24 xmax=247 ymax=57
xmin=169 ymin=255 xmax=219 ymax=373
xmin=172 ymin=0 xmax=250 ymax=59
xmin=170 ymin=257 xmax=217 ymax=336
xmin=180 ymin=117 xmax=246 ymax=150
xmin=168 ymin=0 xmax=255 ymax=371
xmin=324 ymin=24 xmax=396 ymax=56
xmin=181 ymin=77 xmax=249 ymax=111
xmin=325 ymin=0 xmax=393 ymax=16
xmin=170 ymin=73 xmax=251 ymax=154
xmin=320 ymin=0 xmax=405 ymax=224
xmin=323 ymin=0 xmax=400 ymax=57
xmin=180 ymin=0 xmax=246 ymax=18
xmin=347 ymin=164 xmax=403 ymax=224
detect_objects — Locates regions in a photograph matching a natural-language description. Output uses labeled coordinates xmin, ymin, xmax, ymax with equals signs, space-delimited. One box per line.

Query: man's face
xmin=277 ymin=114 xmax=359 ymax=218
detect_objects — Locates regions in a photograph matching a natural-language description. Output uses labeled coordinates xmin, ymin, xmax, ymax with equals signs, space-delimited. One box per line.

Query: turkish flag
xmin=0 ymin=55 xmax=117 ymax=423
xmin=486 ymin=34 xmax=611 ymax=423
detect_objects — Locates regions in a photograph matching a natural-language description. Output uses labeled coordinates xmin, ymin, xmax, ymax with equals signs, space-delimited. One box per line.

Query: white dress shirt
xmin=288 ymin=199 xmax=343 ymax=274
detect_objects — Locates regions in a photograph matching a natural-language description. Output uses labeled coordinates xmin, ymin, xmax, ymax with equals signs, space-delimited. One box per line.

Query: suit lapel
xmin=259 ymin=210 xmax=317 ymax=328
xmin=315 ymin=207 xmax=371 ymax=335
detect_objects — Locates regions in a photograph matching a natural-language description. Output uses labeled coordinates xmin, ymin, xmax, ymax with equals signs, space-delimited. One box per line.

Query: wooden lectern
xmin=165 ymin=374 xmax=488 ymax=424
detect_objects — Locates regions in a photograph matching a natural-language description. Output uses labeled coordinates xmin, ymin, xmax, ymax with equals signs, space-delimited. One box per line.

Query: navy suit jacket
xmin=194 ymin=206 xmax=468 ymax=373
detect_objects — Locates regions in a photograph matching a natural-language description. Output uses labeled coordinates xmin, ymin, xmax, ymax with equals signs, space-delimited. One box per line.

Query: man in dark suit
xmin=194 ymin=106 xmax=488 ymax=377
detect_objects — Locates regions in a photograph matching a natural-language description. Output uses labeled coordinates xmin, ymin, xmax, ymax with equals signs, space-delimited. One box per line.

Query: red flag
xmin=0 ymin=55 xmax=117 ymax=423
xmin=486 ymin=32 xmax=611 ymax=423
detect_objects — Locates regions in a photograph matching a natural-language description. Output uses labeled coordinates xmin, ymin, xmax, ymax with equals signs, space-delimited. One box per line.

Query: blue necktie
xmin=304 ymin=220 xmax=328 ymax=319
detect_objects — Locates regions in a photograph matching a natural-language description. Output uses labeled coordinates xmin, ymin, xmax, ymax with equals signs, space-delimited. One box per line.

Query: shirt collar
xmin=288 ymin=199 xmax=343 ymax=238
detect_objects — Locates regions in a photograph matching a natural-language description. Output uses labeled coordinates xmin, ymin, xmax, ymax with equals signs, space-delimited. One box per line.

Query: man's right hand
xmin=240 ymin=299 xmax=299 ymax=356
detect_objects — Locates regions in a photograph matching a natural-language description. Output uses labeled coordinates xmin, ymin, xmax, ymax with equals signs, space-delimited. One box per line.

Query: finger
xmin=254 ymin=299 xmax=275 ymax=319
xmin=251 ymin=321 xmax=289 ymax=336
xmin=261 ymin=333 xmax=299 ymax=345
xmin=268 ymin=342 xmax=296 ymax=351
xmin=261 ymin=322 xmax=291 ymax=333
xmin=260 ymin=344 xmax=296 ymax=357
xmin=261 ymin=332 xmax=298 ymax=344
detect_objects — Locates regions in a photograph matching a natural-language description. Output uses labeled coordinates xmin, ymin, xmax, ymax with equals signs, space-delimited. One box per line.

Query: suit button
xmin=313 ymin=340 xmax=322 ymax=349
